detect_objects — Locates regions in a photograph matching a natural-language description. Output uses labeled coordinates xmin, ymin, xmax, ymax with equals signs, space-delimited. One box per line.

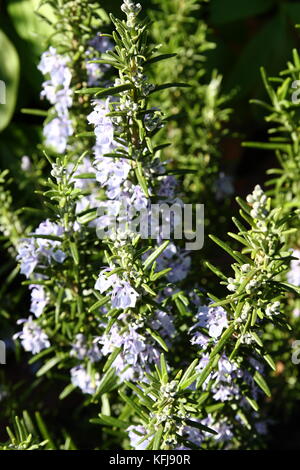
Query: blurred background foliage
xmin=1 ymin=0 xmax=300 ymax=449
xmin=2 ymin=0 xmax=300 ymax=191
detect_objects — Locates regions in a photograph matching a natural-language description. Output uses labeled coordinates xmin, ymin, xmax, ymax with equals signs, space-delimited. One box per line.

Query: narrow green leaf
xmin=96 ymin=367 xmax=116 ymax=396
xmin=135 ymin=162 xmax=149 ymax=198
xmin=146 ymin=328 xmax=168 ymax=352
xmin=254 ymin=371 xmax=271 ymax=397
xmin=145 ymin=53 xmax=177 ymax=65
xmin=144 ymin=240 xmax=169 ymax=269
xmin=209 ymin=235 xmax=243 ymax=263
xmin=153 ymin=426 xmax=163 ymax=450
xmin=21 ymin=108 xmax=48 ymax=116
xmin=205 ymin=261 xmax=227 ymax=281
xmin=178 ymin=359 xmax=198 ymax=389
xmin=35 ymin=412 xmax=56 ymax=450
xmin=263 ymin=354 xmax=276 ymax=371
xmin=69 ymin=241 xmax=79 ymax=265
xmin=95 ymin=84 xmax=133 ymax=98
xmin=150 ymin=82 xmax=191 ymax=94
xmin=30 ymin=234 xmax=63 ymax=242
xmin=103 ymin=347 xmax=122 ymax=372
xmin=184 ymin=419 xmax=218 ymax=435
xmin=159 ymin=354 xmax=169 ymax=383
xmin=89 ymin=296 xmax=110 ymax=313
xmin=245 ymin=396 xmax=259 ymax=411
xmin=36 ymin=356 xmax=62 ymax=377
xmin=93 ymin=414 xmax=129 ymax=429
xmin=119 ymin=391 xmax=147 ymax=420
xmin=59 ymin=384 xmax=76 ymax=400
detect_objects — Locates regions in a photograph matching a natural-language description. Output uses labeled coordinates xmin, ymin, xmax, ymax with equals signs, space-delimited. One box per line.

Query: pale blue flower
xmin=94 ymin=268 xmax=119 ymax=294
xmin=43 ymin=117 xmax=73 ymax=153
xmin=17 ymin=219 xmax=66 ymax=278
xmin=70 ymin=334 xmax=102 ymax=362
xmin=70 ymin=365 xmax=100 ymax=395
xmin=194 ymin=304 xmax=228 ymax=339
xmin=111 ymin=281 xmax=139 ymax=309
xmin=127 ymin=425 xmax=150 ymax=450
xmin=14 ymin=317 xmax=50 ymax=354
xmin=29 ymin=285 xmax=48 ymax=318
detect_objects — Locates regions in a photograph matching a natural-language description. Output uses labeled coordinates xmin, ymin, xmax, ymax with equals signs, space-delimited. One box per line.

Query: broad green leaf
xmin=7 ymin=0 xmax=55 ymax=47
xmin=0 ymin=30 xmax=20 ymax=131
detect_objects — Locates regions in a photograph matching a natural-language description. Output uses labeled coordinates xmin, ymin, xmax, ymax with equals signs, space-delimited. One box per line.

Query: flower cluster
xmin=14 ymin=317 xmax=50 ymax=354
xmin=17 ymin=220 xmax=66 ymax=278
xmin=70 ymin=365 xmax=101 ymax=395
xmin=38 ymin=47 xmax=73 ymax=153
xmin=95 ymin=269 xmax=139 ymax=309
xmin=14 ymin=219 xmax=68 ymax=353
xmin=99 ymin=323 xmax=160 ymax=381
xmin=246 ymin=185 xmax=269 ymax=221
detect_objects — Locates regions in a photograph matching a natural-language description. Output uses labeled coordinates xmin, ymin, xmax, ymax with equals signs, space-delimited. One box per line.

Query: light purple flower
xmin=99 ymin=324 xmax=159 ymax=381
xmin=158 ymin=175 xmax=178 ymax=200
xmin=43 ymin=117 xmax=73 ymax=153
xmin=155 ymin=243 xmax=191 ymax=283
xmin=21 ymin=155 xmax=31 ymax=171
xmin=151 ymin=310 xmax=176 ymax=339
xmin=70 ymin=365 xmax=100 ymax=395
xmin=14 ymin=317 xmax=50 ymax=354
xmin=194 ymin=304 xmax=228 ymax=339
xmin=16 ymin=219 xmax=66 ymax=278
xmin=95 ymin=270 xmax=139 ymax=309
xmin=71 ymin=334 xmax=102 ymax=362
xmin=17 ymin=239 xmax=39 ymax=277
xmin=127 ymin=425 xmax=150 ymax=450
xmin=38 ymin=47 xmax=73 ymax=153
xmin=29 ymin=285 xmax=48 ymax=317
xmin=111 ymin=281 xmax=139 ymax=309
xmin=94 ymin=268 xmax=119 ymax=294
